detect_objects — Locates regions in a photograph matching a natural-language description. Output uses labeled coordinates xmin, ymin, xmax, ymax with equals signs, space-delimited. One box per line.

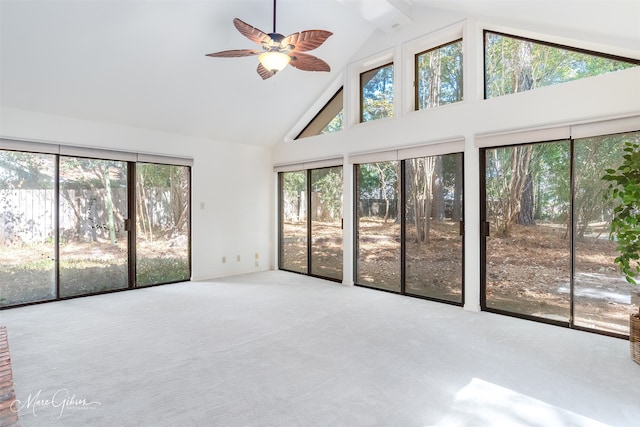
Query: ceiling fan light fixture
xmin=258 ymin=51 xmax=291 ymax=72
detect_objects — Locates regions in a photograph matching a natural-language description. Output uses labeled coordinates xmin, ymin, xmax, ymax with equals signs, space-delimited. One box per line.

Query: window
xmin=0 ymin=142 xmax=192 ymax=308
xmin=484 ymin=31 xmax=639 ymax=99
xmin=415 ymin=39 xmax=463 ymax=110
xmin=296 ymin=88 xmax=343 ymax=139
xmin=361 ymin=63 xmax=394 ymax=122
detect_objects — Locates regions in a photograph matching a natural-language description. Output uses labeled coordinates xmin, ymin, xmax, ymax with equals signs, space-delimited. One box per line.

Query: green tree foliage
xmin=281 ymin=171 xmax=306 ymax=222
xmin=137 ymin=163 xmax=190 ymax=238
xmin=321 ymin=110 xmax=343 ymax=134
xmin=485 ymin=31 xmax=637 ymax=98
xmin=0 ymin=151 xmax=53 ymax=189
xmin=603 ymin=140 xmax=640 ymax=286
xmin=573 ymin=136 xmax=627 ymax=240
xmin=311 ymin=168 xmax=342 ymax=220
xmin=358 ymin=162 xmax=399 ymax=222
xmin=361 ymin=64 xmax=394 ymax=122
xmin=59 ymin=157 xmax=126 ymax=245
xmin=486 ymin=145 xmax=535 ymax=236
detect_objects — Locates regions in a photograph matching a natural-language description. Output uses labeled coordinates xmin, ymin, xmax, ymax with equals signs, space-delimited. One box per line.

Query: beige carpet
xmin=1 ymin=271 xmax=639 ymax=426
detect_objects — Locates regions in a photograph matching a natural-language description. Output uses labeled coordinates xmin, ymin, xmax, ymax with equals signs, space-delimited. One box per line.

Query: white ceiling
xmin=1 ymin=1 xmax=639 ymax=147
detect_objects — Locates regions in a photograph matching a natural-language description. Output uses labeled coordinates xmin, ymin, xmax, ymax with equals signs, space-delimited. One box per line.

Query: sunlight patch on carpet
xmin=431 ymin=378 xmax=609 ymax=427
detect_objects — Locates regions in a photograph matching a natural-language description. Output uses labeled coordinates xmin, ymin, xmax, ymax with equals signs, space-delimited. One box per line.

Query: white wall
xmin=0 ymin=106 xmax=274 ymax=281
xmin=272 ymin=13 xmax=640 ymax=311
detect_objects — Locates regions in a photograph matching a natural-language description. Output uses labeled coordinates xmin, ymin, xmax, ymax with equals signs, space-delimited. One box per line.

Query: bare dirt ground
xmin=282 ymin=218 xmax=637 ymax=334
xmin=486 ymin=223 xmax=637 ymax=334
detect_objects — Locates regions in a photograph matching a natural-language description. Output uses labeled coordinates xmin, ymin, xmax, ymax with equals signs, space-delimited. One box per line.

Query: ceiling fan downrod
xmin=272 ymin=0 xmax=277 ymax=33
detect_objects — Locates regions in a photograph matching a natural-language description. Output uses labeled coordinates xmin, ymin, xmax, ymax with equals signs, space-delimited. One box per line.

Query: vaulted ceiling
xmin=1 ymin=1 xmax=639 ymax=147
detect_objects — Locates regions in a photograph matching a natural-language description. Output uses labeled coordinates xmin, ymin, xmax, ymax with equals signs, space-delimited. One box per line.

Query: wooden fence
xmin=0 ymin=187 xmax=175 ymax=246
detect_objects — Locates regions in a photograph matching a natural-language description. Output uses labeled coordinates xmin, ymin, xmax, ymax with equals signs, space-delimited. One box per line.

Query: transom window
xmin=415 ymin=39 xmax=463 ymax=110
xmin=361 ymin=63 xmax=394 ymax=123
xmin=484 ymin=30 xmax=640 ymax=99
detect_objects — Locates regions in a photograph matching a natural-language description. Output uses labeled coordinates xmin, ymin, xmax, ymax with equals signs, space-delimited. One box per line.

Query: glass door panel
xmin=573 ymin=132 xmax=640 ymax=334
xmin=405 ymin=154 xmax=463 ymax=302
xmin=136 ymin=163 xmax=191 ymax=286
xmin=279 ymin=171 xmax=308 ymax=273
xmin=310 ymin=167 xmax=343 ymax=280
xmin=484 ymin=142 xmax=571 ymax=321
xmin=59 ymin=157 xmax=129 ymax=297
xmin=0 ymin=150 xmax=56 ymax=306
xmin=355 ymin=162 xmax=401 ymax=291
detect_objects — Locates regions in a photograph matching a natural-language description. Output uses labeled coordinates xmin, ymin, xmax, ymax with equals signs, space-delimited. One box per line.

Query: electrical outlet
xmin=255 ymin=260 xmax=259 ymax=267
xmin=255 ymin=252 xmax=259 ymax=260
xmin=236 ymin=255 xmax=241 ymax=262
xmin=222 ymin=256 xmax=226 ymax=264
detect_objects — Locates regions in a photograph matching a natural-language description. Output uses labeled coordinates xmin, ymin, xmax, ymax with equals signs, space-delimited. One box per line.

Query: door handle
xmin=483 ymin=221 xmax=490 ymax=237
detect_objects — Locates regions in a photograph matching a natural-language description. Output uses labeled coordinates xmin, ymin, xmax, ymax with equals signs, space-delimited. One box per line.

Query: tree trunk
xmin=422 ymin=157 xmax=435 ymax=244
xmin=432 ymin=156 xmax=445 ymax=221
xmin=517 ymin=172 xmax=535 ymax=225
xmin=409 ymin=159 xmax=422 ymax=243
xmin=428 ymin=49 xmax=442 ymax=108
xmin=452 ymin=154 xmax=463 ymax=222
xmin=103 ymin=165 xmax=117 ymax=245
xmin=504 ymin=146 xmax=533 ymax=235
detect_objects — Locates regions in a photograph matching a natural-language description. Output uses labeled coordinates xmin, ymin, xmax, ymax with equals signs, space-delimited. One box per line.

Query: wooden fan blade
xmin=282 ymin=30 xmax=333 ymax=52
xmin=257 ymin=63 xmax=276 ymax=80
xmin=233 ymin=18 xmax=271 ymax=45
xmin=206 ymin=49 xmax=261 ymax=58
xmin=288 ymin=52 xmax=331 ymax=72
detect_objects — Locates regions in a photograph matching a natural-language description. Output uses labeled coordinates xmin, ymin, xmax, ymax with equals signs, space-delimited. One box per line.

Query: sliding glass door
xmin=278 ymin=166 xmax=343 ymax=281
xmin=573 ymin=132 xmax=639 ymax=334
xmin=310 ymin=167 xmax=343 ymax=280
xmin=355 ymin=161 xmax=401 ymax=291
xmin=136 ymin=163 xmax=191 ymax=286
xmin=279 ymin=171 xmax=308 ymax=274
xmin=354 ymin=155 xmax=464 ymax=302
xmin=59 ymin=157 xmax=129 ymax=297
xmin=0 ymin=145 xmax=192 ymax=308
xmin=405 ymin=153 xmax=464 ymax=303
xmin=481 ymin=131 xmax=639 ymax=335
xmin=0 ymin=150 xmax=56 ymax=305
xmin=483 ymin=142 xmax=571 ymax=322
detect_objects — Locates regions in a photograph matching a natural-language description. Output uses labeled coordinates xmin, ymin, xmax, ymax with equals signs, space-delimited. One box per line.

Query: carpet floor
xmin=0 ymin=270 xmax=638 ymax=426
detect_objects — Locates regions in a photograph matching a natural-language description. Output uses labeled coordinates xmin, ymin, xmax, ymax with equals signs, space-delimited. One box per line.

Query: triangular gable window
xmin=295 ymin=88 xmax=343 ymax=139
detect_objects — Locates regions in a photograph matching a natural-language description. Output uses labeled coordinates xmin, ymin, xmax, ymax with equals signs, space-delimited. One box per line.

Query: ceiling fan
xmin=206 ymin=0 xmax=333 ymax=80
